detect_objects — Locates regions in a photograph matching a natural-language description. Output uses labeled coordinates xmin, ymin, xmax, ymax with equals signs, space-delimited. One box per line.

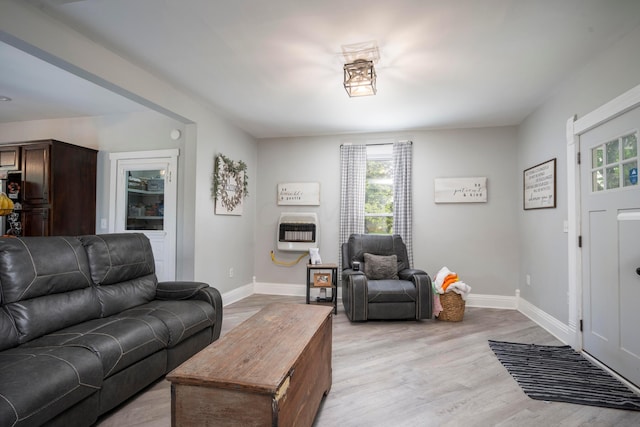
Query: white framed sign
xmin=277 ymin=182 xmax=320 ymax=205
xmin=523 ymin=158 xmax=556 ymax=210
xmin=434 ymin=177 xmax=487 ymax=203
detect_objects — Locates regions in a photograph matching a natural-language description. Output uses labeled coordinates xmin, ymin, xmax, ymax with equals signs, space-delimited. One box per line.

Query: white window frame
xmin=365 ymin=144 xmax=393 ymax=233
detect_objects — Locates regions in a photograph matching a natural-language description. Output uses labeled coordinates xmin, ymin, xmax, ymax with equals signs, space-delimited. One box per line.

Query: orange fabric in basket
xmin=442 ymin=273 xmax=459 ymax=291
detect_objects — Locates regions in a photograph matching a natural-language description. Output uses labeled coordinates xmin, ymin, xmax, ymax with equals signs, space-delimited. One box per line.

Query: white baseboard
xmin=221 ymin=283 xmax=254 ymax=306
xmin=465 ymin=293 xmax=517 ymax=309
xmin=254 ymin=282 xmax=308 ymax=296
xmin=516 ymin=296 xmax=574 ymax=345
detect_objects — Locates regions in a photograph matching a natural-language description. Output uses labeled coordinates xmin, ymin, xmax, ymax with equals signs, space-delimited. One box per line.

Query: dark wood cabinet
xmin=22 ymin=143 xmax=51 ymax=205
xmin=22 ymin=207 xmax=50 ymax=237
xmin=0 ymin=146 xmax=20 ymax=170
xmin=1 ymin=139 xmax=97 ymax=237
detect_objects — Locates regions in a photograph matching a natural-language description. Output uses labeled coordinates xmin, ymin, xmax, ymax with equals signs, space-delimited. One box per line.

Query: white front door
xmin=580 ymin=106 xmax=640 ymax=386
xmin=110 ymin=150 xmax=178 ymax=282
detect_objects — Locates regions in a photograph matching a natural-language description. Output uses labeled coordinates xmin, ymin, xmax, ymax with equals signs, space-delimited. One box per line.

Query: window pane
xmin=623 ymin=161 xmax=638 ymax=187
xmin=592 ymin=147 xmax=604 ymax=168
xmin=622 ymin=133 xmax=637 ymax=160
xmin=365 ymin=216 xmax=393 ymax=234
xmin=606 ymin=165 xmax=620 ymax=189
xmin=606 ymin=140 xmax=619 ymax=164
xmin=592 ymin=170 xmax=604 ymax=192
xmin=365 ymin=160 xmax=393 ymax=213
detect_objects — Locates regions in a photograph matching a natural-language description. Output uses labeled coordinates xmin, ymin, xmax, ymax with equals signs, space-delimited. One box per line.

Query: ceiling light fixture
xmin=0 ymin=96 xmax=12 ymax=102
xmin=341 ymin=41 xmax=380 ymax=98
xmin=343 ymin=59 xmax=377 ymax=97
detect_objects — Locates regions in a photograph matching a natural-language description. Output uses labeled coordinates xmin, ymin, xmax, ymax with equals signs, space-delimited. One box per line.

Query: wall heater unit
xmin=277 ymin=212 xmax=318 ymax=252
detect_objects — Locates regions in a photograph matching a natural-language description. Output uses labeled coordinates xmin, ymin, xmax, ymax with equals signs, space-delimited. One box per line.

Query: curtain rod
xmin=340 ymin=141 xmax=412 ymax=147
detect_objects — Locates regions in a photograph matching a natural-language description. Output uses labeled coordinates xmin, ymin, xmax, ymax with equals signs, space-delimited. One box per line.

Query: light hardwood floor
xmin=96 ymin=295 xmax=640 ymax=427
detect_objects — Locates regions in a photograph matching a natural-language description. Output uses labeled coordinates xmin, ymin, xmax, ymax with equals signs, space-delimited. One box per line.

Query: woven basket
xmin=437 ymin=292 xmax=465 ymax=322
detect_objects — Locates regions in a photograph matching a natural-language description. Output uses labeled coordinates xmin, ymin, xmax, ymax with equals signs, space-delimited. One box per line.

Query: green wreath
xmin=212 ymin=154 xmax=248 ymax=211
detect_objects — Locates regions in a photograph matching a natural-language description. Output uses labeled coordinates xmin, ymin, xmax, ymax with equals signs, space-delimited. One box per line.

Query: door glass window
xmin=606 ymin=165 xmax=620 ymax=189
xmin=126 ymin=169 xmax=165 ymax=230
xmin=591 ymin=131 xmax=638 ymax=192
xmin=605 ymin=139 xmax=619 ymax=164
xmin=622 ymin=133 xmax=637 ymax=159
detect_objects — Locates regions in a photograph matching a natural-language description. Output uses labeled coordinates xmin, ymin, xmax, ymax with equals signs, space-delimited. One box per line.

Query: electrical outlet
xmin=229 ymin=267 xmax=234 ymax=278
xmin=526 ymin=274 xmax=531 ymax=286
xmin=100 ymin=218 xmax=107 ymax=229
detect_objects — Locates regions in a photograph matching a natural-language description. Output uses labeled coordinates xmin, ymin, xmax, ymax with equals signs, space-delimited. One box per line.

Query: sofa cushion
xmin=94 ymin=273 xmax=158 ymax=318
xmin=6 ymin=288 xmax=102 ymax=345
xmin=363 ymin=253 xmax=399 ymax=280
xmin=0 ymin=237 xmax=94 ymax=302
xmin=0 ymin=346 xmax=102 ymax=427
xmin=0 ymin=308 xmax=18 ymax=351
xmin=0 ymin=237 xmax=101 ymax=344
xmin=124 ymin=300 xmax=215 ymax=347
xmin=367 ymin=279 xmax=417 ymax=303
xmin=79 ymin=234 xmax=157 ymax=316
xmin=22 ymin=313 xmax=169 ymax=378
xmin=79 ymin=234 xmax=155 ymax=286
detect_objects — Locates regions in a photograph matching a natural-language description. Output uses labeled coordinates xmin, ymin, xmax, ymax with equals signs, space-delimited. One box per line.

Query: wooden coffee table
xmin=167 ymin=302 xmax=333 ymax=426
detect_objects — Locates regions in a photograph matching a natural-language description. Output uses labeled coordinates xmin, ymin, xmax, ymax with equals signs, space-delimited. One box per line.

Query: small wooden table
xmin=306 ymin=263 xmax=338 ymax=314
xmin=167 ymin=303 xmax=333 ymax=427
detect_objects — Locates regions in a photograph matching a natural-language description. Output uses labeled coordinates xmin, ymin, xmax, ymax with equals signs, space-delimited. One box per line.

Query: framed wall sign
xmin=434 ymin=177 xmax=487 ymax=203
xmin=277 ymin=182 xmax=320 ymax=205
xmin=523 ymin=158 xmax=556 ymax=210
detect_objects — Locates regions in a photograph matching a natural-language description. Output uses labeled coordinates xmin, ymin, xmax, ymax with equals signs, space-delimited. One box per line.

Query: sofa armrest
xmin=156 ymin=281 xmax=208 ymax=300
xmin=156 ymin=281 xmax=223 ymax=341
xmin=398 ymin=269 xmax=433 ymax=320
xmin=341 ymin=270 xmax=368 ymax=321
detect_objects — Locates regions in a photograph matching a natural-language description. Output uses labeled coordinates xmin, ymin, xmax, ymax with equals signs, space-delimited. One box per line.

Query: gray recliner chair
xmin=341 ymin=234 xmax=432 ymax=321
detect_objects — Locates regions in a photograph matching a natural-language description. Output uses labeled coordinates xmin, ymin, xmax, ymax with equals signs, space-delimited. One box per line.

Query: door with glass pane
xmin=111 ymin=150 xmax=178 ymax=282
xmin=580 ymin=107 xmax=640 ymax=387
xmin=126 ymin=169 xmax=166 ymax=231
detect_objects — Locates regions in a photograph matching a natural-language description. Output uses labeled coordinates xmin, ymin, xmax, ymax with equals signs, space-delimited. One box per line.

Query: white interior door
xmin=110 ymin=150 xmax=178 ymax=282
xmin=580 ymin=107 xmax=640 ymax=387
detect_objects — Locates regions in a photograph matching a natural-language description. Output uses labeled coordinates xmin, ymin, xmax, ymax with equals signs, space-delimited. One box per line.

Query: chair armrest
xmin=156 ymin=281 xmax=224 ymax=341
xmin=398 ymin=269 xmax=433 ymax=320
xmin=341 ymin=268 xmax=365 ymax=280
xmin=341 ymin=270 xmax=368 ymax=321
xmin=398 ymin=269 xmax=427 ymax=280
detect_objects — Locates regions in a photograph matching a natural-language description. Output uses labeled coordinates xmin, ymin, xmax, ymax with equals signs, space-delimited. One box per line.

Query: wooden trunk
xmin=167 ymin=303 xmax=333 ymax=427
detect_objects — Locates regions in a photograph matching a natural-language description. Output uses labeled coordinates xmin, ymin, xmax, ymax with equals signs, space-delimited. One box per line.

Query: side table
xmin=306 ymin=263 xmax=338 ymax=314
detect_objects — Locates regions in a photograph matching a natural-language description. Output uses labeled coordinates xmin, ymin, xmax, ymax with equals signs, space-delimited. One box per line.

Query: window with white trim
xmin=365 ymin=144 xmax=393 ymax=234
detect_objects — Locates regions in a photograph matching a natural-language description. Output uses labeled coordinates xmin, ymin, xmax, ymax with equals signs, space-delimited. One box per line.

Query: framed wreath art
xmin=212 ymin=154 xmax=248 ymax=215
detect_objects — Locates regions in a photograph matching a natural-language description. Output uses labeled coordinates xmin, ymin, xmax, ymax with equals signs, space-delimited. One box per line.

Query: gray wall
xmin=256 ymin=127 xmax=520 ymax=297
xmin=517 ymin=24 xmax=640 ymax=321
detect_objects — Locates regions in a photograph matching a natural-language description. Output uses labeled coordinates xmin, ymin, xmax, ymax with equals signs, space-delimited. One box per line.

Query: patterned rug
xmin=488 ymin=340 xmax=640 ymax=411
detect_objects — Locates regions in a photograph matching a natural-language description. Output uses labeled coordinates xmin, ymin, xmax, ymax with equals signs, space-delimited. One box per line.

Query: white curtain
xmin=393 ymin=141 xmax=413 ymax=267
xmin=339 ymin=144 xmax=366 ymax=272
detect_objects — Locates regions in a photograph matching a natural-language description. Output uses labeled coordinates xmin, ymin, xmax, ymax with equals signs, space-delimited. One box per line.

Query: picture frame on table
xmin=313 ymin=272 xmax=331 ymax=287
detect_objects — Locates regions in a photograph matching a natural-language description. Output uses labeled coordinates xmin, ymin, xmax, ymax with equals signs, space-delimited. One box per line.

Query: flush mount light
xmin=341 ymin=41 xmax=379 ymax=97
xmin=343 ymin=59 xmax=376 ymax=97
xmin=0 ymin=96 xmax=12 ymax=102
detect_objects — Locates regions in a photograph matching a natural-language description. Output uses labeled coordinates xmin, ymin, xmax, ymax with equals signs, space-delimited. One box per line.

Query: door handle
xmin=637 ymin=267 xmax=640 ymax=276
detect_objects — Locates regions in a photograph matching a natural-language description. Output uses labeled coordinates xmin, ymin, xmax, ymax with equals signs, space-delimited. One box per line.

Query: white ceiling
xmin=2 ymin=0 xmax=640 ymax=138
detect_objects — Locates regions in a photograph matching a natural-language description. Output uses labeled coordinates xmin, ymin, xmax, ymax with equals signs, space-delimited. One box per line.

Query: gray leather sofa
xmin=341 ymin=234 xmax=432 ymax=321
xmin=0 ymin=233 xmax=223 ymax=427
